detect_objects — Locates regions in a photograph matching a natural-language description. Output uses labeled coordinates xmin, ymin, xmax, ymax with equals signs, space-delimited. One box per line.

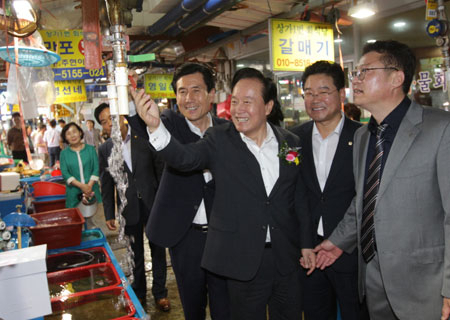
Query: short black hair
xmin=49 ymin=119 xmax=57 ymax=128
xmin=231 ymin=68 xmax=277 ymax=104
xmin=39 ymin=124 xmax=46 ymax=130
xmin=94 ymin=103 xmax=109 ymax=124
xmin=61 ymin=122 xmax=84 ymax=144
xmin=301 ymin=61 xmax=345 ymax=90
xmin=12 ymin=112 xmax=20 ymax=118
xmin=58 ymin=119 xmax=66 ymax=124
xmin=362 ymin=40 xmax=416 ymax=94
xmin=172 ymin=63 xmax=215 ymax=93
xmin=86 ymin=119 xmax=95 ymax=125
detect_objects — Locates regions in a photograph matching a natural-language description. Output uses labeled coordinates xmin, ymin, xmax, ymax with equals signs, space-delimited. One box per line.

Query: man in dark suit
xmin=128 ymin=63 xmax=230 ymax=320
xmin=95 ymin=103 xmax=170 ymax=311
xmin=315 ymin=41 xmax=450 ymax=319
xmin=291 ymin=61 xmax=368 ymax=320
xmin=132 ymin=67 xmax=315 ymax=320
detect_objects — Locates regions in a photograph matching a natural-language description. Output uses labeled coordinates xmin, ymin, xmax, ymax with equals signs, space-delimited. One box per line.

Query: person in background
xmin=60 ymin=122 xmax=102 ymax=229
xmin=266 ymin=80 xmax=285 ymax=127
xmin=57 ymin=119 xmax=66 ymax=133
xmin=25 ymin=125 xmax=34 ymax=154
xmin=44 ymin=119 xmax=61 ymax=167
xmin=291 ymin=61 xmax=368 ymax=320
xmin=84 ymin=119 xmax=102 ymax=149
xmin=95 ymin=103 xmax=170 ymax=311
xmin=7 ymin=112 xmax=27 ymax=162
xmin=129 ymin=63 xmax=231 ymax=320
xmin=344 ymin=103 xmax=362 ymax=122
xmin=314 ymin=40 xmax=450 ymax=320
xmin=34 ymin=124 xmax=48 ymax=166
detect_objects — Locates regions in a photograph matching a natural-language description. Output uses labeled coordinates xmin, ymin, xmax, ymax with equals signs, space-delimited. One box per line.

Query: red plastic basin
xmin=32 ymin=181 xmax=66 ymax=197
xmin=47 ymin=263 xmax=121 ymax=302
xmin=30 ymin=208 xmax=85 ymax=250
xmin=33 ymin=198 xmax=66 ymax=213
xmin=48 ymin=287 xmax=135 ymax=320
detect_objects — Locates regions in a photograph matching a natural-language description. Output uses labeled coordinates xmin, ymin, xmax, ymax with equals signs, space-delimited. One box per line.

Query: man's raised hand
xmin=130 ymin=87 xmax=161 ymax=132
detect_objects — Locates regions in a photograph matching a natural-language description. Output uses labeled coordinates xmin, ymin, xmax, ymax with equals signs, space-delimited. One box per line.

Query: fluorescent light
xmin=236 ymin=64 xmax=245 ymax=68
xmin=334 ymin=39 xmax=343 ymax=43
xmin=367 ymin=39 xmax=377 ymax=43
xmin=393 ymin=21 xmax=406 ymax=28
xmin=348 ymin=0 xmax=378 ymax=19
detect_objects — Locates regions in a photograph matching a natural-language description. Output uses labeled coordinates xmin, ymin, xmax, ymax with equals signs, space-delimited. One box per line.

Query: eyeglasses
xmin=350 ymin=67 xmax=399 ymax=81
xmin=302 ymin=89 xmax=338 ymax=100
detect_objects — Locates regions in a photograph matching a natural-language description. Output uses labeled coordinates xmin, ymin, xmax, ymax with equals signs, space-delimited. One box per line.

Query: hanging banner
xmin=269 ymin=19 xmax=334 ymax=72
xmin=425 ymin=0 xmax=438 ymax=21
xmin=39 ymin=30 xmax=105 ymax=81
xmin=144 ymin=74 xmax=176 ymax=99
xmin=54 ymin=80 xmax=87 ymax=103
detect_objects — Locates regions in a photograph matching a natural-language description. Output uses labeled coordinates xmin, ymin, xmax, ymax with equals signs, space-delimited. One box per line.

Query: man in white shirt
xmin=129 ymin=63 xmax=230 ymax=320
xmin=44 ymin=119 xmax=61 ymax=167
xmin=132 ymin=67 xmax=315 ymax=320
xmin=291 ymin=61 xmax=368 ymax=320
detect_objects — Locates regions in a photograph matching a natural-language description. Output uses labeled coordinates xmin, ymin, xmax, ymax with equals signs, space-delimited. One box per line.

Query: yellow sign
xmin=426 ymin=0 xmax=438 ymax=21
xmin=54 ymin=80 xmax=87 ymax=104
xmin=144 ymin=74 xmax=176 ymax=99
xmin=269 ymin=19 xmax=334 ymax=72
xmin=39 ymin=30 xmax=105 ymax=81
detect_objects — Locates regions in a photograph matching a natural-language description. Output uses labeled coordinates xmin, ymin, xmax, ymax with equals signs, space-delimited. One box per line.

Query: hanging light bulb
xmin=0 ymin=0 xmax=39 ymax=38
xmin=348 ymin=0 xmax=378 ymax=19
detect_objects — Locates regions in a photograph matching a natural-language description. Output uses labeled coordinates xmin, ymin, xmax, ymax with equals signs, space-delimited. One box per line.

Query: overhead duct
xmin=147 ymin=0 xmax=206 ymax=36
xmin=166 ymin=0 xmax=230 ymax=37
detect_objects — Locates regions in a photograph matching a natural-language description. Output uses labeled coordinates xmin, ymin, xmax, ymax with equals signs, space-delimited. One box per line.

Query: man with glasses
xmin=314 ymin=40 xmax=450 ymax=320
xmin=292 ymin=61 xmax=368 ymax=320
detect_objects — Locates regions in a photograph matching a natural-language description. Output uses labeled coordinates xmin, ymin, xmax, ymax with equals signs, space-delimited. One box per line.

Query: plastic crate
xmin=32 ymin=181 xmax=66 ymax=197
xmin=47 ymin=246 xmax=111 ymax=273
xmin=48 ymin=287 xmax=135 ymax=320
xmin=30 ymin=208 xmax=84 ymax=250
xmin=47 ymin=263 xmax=121 ymax=302
xmin=33 ymin=198 xmax=66 ymax=213
xmin=80 ymin=228 xmax=106 ymax=246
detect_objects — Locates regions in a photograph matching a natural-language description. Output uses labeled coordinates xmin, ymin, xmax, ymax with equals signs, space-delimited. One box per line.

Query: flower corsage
xmin=278 ymin=140 xmax=301 ymax=166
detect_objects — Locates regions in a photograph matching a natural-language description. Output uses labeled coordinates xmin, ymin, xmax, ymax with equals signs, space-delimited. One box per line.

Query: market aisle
xmin=91 ymin=203 xmax=211 ymax=319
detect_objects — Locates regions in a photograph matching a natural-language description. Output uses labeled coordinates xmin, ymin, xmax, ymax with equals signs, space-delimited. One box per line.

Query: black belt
xmin=265 ymin=242 xmax=272 ymax=248
xmin=192 ymin=223 xmax=208 ymax=233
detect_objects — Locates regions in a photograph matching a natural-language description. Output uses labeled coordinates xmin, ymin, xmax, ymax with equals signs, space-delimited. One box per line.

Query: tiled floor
xmin=91 ymin=203 xmax=211 ymax=320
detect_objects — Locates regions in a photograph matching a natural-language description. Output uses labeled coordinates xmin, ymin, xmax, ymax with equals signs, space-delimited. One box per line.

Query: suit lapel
xmin=302 ymin=123 xmax=322 ymax=195
xmin=129 ymin=133 xmax=138 ymax=176
xmin=356 ymin=127 xmax=370 ymax=196
xmin=323 ymin=118 xmax=354 ymax=192
xmin=377 ymin=102 xmax=422 ymax=200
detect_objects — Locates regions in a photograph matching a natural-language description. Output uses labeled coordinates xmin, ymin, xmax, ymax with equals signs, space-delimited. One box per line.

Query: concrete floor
xmin=91 ymin=203 xmax=211 ymax=320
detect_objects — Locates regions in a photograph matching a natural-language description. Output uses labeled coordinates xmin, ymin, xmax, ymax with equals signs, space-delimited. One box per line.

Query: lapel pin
xmin=134 ymin=135 xmax=137 ymax=139
xmin=348 ymin=141 xmax=353 ymax=146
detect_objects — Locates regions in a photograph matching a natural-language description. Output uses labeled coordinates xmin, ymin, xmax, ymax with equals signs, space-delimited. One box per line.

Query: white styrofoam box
xmin=0 ymin=191 xmax=21 ymax=201
xmin=0 ymin=244 xmax=51 ymax=320
xmin=0 ymin=172 xmax=20 ymax=191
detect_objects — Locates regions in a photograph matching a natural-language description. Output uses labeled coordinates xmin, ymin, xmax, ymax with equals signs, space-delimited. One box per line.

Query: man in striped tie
xmin=313 ymin=40 xmax=450 ymax=320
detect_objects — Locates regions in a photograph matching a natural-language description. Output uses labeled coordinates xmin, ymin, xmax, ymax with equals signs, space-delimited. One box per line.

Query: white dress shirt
xmin=240 ymin=123 xmax=279 ymax=242
xmin=312 ymin=112 xmax=344 ymax=236
xmin=122 ymin=126 xmax=132 ymax=172
xmin=149 ymin=114 xmax=213 ymax=225
xmin=44 ymin=127 xmax=61 ymax=148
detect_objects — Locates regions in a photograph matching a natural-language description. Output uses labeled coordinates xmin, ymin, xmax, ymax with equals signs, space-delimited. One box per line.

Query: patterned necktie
xmin=361 ymin=124 xmax=388 ymax=263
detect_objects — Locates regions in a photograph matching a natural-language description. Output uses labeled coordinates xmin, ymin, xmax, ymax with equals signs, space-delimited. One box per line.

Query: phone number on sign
xmin=53 ymin=67 xmax=105 ymax=81
xmin=275 ymin=58 xmax=312 ymax=68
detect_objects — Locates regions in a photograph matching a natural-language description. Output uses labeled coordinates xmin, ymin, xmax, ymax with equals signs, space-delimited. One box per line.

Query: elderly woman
xmin=60 ymin=122 xmax=102 ymax=229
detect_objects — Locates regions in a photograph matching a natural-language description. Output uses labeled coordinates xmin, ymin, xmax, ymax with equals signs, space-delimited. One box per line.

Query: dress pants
xmin=365 ymin=252 xmax=398 ymax=320
xmin=125 ymin=200 xmax=168 ymax=301
xmin=227 ymin=247 xmax=302 ymax=320
xmin=169 ymin=225 xmax=230 ymax=320
xmin=300 ymin=263 xmax=369 ymax=320
xmin=48 ymin=146 xmax=61 ymax=167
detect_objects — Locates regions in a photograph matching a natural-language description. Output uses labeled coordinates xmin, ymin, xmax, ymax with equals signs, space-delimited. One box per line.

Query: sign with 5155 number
xmin=39 ymin=30 xmax=105 ymax=81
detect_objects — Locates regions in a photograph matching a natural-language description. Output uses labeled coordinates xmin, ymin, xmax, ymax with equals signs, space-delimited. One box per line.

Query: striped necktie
xmin=361 ymin=124 xmax=388 ymax=263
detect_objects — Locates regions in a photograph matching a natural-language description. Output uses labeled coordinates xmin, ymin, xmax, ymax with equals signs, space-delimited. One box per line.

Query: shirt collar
xmin=240 ymin=122 xmax=276 ymax=146
xmin=185 ymin=113 xmax=213 ymax=138
xmin=368 ymin=96 xmax=410 ymax=134
xmin=312 ymin=111 xmax=345 ymax=138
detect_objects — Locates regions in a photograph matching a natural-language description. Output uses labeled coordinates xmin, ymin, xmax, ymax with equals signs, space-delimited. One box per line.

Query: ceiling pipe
xmin=165 ymin=0 xmax=231 ymax=37
xmin=147 ymin=0 xmax=206 ymax=36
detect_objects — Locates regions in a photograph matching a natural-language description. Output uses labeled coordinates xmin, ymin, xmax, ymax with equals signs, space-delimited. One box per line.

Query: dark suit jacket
xmin=98 ymin=129 xmax=163 ymax=226
xmin=135 ymin=109 xmax=228 ymax=248
xmin=156 ymin=121 xmax=314 ymax=281
xmin=291 ymin=117 xmax=361 ymax=272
